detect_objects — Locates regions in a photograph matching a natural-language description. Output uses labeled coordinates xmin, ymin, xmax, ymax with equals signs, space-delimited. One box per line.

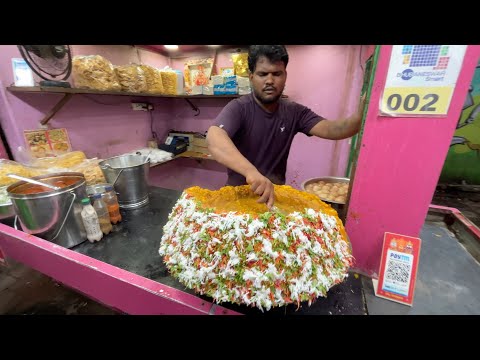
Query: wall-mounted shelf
xmin=6 ymin=86 xmax=240 ymax=125
xmin=150 ymin=151 xmax=214 ymax=168
xmin=6 ymin=86 xmax=240 ymax=99
xmin=176 ymin=151 xmax=213 ymax=160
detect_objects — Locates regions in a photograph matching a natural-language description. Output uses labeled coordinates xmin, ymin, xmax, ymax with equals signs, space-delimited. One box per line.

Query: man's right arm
xmin=206 ymin=126 xmax=275 ymax=208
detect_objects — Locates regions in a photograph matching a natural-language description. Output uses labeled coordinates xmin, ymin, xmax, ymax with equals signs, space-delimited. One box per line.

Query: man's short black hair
xmin=248 ymin=45 xmax=289 ymax=73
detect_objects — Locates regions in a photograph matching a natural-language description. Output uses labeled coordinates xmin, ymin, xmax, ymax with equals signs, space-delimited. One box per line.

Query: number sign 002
xmin=380 ymin=86 xmax=453 ymax=116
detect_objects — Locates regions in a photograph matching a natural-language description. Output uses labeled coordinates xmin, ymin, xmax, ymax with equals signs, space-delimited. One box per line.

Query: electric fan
xmin=17 ymin=45 xmax=72 ymax=87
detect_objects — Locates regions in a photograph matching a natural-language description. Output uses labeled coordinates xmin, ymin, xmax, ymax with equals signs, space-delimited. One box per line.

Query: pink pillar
xmin=346 ymin=45 xmax=480 ymax=277
xmin=0 ymin=137 xmax=8 ymax=159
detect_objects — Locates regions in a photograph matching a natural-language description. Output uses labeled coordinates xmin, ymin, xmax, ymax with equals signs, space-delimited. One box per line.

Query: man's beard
xmin=253 ymin=88 xmax=283 ymax=104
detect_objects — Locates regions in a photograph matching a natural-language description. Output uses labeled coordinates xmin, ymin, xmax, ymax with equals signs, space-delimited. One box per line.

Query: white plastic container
xmin=12 ymin=58 xmax=34 ymax=86
xmin=80 ymin=197 xmax=103 ymax=242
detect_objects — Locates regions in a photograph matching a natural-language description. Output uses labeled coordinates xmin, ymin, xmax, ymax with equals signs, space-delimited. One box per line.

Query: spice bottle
xmin=103 ymin=185 xmax=122 ymax=224
xmin=92 ymin=194 xmax=113 ymax=235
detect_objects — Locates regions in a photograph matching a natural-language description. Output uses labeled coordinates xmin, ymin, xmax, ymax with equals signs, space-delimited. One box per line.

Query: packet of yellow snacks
xmin=231 ymin=53 xmax=249 ymax=77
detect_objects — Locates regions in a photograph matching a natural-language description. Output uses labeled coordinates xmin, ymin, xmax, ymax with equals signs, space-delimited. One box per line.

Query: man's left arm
xmin=309 ymin=95 xmax=366 ymax=140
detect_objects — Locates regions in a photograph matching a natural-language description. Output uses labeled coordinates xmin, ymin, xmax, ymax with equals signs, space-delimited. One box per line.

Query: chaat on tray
xmin=159 ymin=185 xmax=353 ymax=311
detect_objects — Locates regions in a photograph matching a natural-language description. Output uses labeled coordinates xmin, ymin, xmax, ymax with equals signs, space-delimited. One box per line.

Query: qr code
xmin=385 ymin=261 xmax=411 ymax=284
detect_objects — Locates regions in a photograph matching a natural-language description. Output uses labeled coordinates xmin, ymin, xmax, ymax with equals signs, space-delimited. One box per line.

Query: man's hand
xmin=245 ymin=169 xmax=275 ymax=209
xmin=309 ymin=93 xmax=367 ymax=140
xmin=207 ymin=127 xmax=276 ymax=208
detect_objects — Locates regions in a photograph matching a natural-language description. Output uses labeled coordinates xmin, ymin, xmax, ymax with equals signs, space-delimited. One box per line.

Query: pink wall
xmin=346 ymin=45 xmax=480 ymax=277
xmin=152 ymin=46 xmax=369 ymax=191
xmin=0 ymin=137 xmax=8 ymax=158
xmin=149 ymin=158 xmax=227 ymax=190
xmin=284 ymin=46 xmax=369 ymax=186
xmin=0 ymin=45 xmax=170 ymax=161
xmin=0 ymin=45 xmax=370 ymax=192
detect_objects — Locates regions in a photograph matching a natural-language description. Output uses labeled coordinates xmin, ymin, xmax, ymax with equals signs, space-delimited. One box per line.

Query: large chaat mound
xmin=159 ymin=185 xmax=353 ymax=311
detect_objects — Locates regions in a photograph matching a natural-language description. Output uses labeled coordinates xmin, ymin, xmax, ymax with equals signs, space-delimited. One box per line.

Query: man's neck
xmin=253 ymin=93 xmax=279 ymax=113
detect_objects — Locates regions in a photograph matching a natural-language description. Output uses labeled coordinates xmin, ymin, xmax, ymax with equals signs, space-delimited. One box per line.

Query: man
xmin=207 ymin=45 xmax=365 ymax=209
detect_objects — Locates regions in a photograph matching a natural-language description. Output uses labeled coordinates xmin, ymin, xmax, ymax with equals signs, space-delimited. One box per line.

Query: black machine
xmin=17 ymin=45 xmax=73 ymax=88
xmin=158 ymin=135 xmax=189 ymax=155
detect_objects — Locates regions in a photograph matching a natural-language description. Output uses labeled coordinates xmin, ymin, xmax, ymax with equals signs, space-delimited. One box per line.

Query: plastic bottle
xmin=92 ymin=194 xmax=113 ymax=235
xmin=103 ymin=185 xmax=122 ymax=224
xmin=80 ymin=198 xmax=103 ymax=242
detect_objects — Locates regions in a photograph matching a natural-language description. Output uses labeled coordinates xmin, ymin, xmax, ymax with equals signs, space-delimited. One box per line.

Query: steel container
xmin=99 ymin=154 xmax=150 ymax=209
xmin=7 ymin=172 xmax=87 ymax=248
xmin=301 ymin=176 xmax=350 ymax=220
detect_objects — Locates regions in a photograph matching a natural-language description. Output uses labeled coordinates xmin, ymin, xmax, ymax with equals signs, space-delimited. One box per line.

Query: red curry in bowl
xmin=9 ymin=177 xmax=80 ymax=195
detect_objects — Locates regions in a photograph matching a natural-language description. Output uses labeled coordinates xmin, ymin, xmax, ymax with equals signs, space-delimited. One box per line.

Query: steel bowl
xmin=6 ymin=172 xmax=87 ymax=248
xmin=0 ymin=202 xmax=15 ymax=220
xmin=300 ymin=176 xmax=350 ymax=205
xmin=0 ymin=185 xmax=15 ymax=220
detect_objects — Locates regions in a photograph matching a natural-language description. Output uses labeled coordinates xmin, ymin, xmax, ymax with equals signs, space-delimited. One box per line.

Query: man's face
xmin=249 ymin=56 xmax=287 ymax=105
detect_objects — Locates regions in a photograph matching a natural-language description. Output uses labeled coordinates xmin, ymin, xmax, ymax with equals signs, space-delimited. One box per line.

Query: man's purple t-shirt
xmin=213 ymin=93 xmax=323 ymax=186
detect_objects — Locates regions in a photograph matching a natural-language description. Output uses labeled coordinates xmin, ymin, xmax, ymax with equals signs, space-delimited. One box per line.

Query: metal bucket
xmin=99 ymin=154 xmax=150 ymax=209
xmin=0 ymin=185 xmax=15 ymax=221
xmin=7 ymin=172 xmax=88 ymax=249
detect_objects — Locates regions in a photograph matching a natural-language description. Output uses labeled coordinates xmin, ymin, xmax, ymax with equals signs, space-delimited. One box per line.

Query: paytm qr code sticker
xmin=382 ymin=250 xmax=414 ymax=297
xmin=374 ymin=232 xmax=421 ymax=306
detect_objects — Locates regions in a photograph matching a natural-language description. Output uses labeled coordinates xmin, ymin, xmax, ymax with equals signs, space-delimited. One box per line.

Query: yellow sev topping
xmin=185 ymin=185 xmax=348 ymax=241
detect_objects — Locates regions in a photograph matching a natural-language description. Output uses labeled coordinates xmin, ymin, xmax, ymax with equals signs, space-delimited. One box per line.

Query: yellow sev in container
xmin=159 ymin=185 xmax=353 ymax=312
